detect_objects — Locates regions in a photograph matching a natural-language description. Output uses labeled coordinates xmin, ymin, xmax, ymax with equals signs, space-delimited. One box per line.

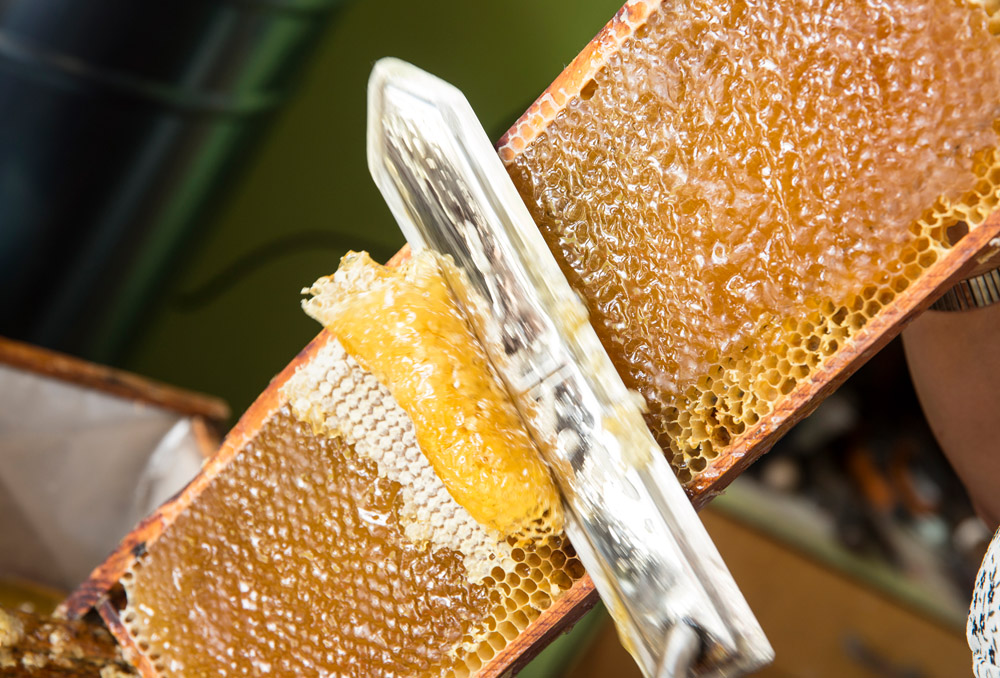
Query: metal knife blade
xmin=366 ymin=57 xmax=773 ymax=678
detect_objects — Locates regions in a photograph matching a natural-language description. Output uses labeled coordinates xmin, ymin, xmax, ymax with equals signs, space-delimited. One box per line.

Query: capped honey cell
xmin=507 ymin=0 xmax=1000 ymax=481
xmin=120 ymin=402 xmax=583 ymax=678
xmin=301 ymin=251 xmax=564 ymax=540
xmin=95 ymin=2 xmax=1000 ymax=676
xmin=120 ymin=256 xmax=584 ymax=678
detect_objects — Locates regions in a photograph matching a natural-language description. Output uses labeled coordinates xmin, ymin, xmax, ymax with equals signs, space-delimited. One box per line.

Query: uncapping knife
xmin=366 ymin=57 xmax=774 ymax=678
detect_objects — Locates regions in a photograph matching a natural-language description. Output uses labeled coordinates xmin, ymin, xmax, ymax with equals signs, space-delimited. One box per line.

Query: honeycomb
xmin=0 ymin=605 xmax=136 ymax=677
xmin=505 ymin=0 xmax=1000 ymax=483
xmin=301 ymin=250 xmax=563 ymax=539
xmin=118 ymin=319 xmax=583 ymax=677
xmin=281 ymin=339 xmax=519 ymax=584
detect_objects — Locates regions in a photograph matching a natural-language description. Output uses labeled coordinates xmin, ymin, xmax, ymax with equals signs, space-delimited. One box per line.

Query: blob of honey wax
xmin=303 ymin=250 xmax=564 ymax=539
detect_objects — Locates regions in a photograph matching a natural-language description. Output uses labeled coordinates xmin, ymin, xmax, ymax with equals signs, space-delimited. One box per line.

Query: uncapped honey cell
xmin=114 ymin=1 xmax=1000 ymax=676
xmin=121 ymin=410 xmax=583 ymax=678
xmin=507 ymin=0 xmax=1000 ymax=482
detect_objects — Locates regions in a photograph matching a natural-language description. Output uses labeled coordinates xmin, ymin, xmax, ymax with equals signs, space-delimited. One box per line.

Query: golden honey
xmin=0 ymin=579 xmax=64 ymax=616
xmin=120 ymin=408 xmax=583 ymax=678
xmin=507 ymin=0 xmax=1000 ymax=482
xmin=0 ymin=605 xmax=135 ymax=677
xmin=123 ymin=412 xmax=485 ymax=676
xmin=302 ymin=251 xmax=563 ymax=539
xmin=109 ymin=2 xmax=1000 ymax=676
xmin=119 ymin=252 xmax=583 ymax=676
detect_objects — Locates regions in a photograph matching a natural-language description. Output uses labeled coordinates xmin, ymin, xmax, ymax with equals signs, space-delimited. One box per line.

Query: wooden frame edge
xmin=481 ymin=577 xmax=599 ymax=678
xmin=687 ymin=217 xmax=1000 ymax=506
xmin=64 ymin=315 xmax=599 ymax=675
xmin=496 ymin=0 xmax=658 ymax=163
xmin=59 ymin=0 xmax=1000 ymax=669
xmin=60 ymin=223 xmax=1000 ymax=675
xmin=0 ymin=335 xmax=229 ymax=427
xmin=98 ymin=599 xmax=159 ymax=678
xmin=58 ymin=331 xmax=335 ymax=620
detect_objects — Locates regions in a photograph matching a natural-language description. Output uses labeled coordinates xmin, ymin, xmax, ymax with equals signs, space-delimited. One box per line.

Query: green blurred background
xmin=120 ymin=0 xmax=621 ymax=419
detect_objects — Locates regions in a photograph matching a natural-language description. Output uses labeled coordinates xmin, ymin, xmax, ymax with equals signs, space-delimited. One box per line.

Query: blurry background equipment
xmin=0 ymin=0 xmax=345 ymax=361
xmin=0 ymin=0 xmax=623 ymax=419
xmin=0 ymin=336 xmax=222 ymax=678
xmin=0 ymin=336 xmax=226 ymax=595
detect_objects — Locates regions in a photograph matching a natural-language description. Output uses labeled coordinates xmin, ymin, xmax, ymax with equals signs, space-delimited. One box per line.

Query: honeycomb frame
xmin=61 ymin=310 xmax=599 ymax=678
xmin=497 ymin=0 xmax=1000 ymax=505
xmin=63 ymin=1 xmax=1000 ymax=675
xmin=0 ymin=335 xmax=229 ymax=429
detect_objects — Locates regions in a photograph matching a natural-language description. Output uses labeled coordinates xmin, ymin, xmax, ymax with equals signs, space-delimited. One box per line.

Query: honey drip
xmin=507 ymin=0 xmax=1000 ymax=482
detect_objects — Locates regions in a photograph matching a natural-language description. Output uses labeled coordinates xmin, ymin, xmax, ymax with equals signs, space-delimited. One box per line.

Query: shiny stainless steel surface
xmin=366 ymin=58 xmax=773 ymax=677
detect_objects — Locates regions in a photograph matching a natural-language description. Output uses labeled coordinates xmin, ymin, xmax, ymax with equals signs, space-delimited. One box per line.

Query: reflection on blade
xmin=366 ymin=57 xmax=773 ymax=677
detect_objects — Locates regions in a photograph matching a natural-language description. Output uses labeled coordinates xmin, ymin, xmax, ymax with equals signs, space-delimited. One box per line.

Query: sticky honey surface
xmin=0 ymin=605 xmax=135 ymax=677
xmin=123 ymin=412 xmax=489 ymax=676
xmin=303 ymin=251 xmax=563 ymax=539
xmin=507 ymin=0 xmax=1000 ymax=482
xmin=281 ymin=338 xmax=523 ymax=585
xmin=0 ymin=579 xmax=64 ymax=616
xmin=121 ymin=408 xmax=584 ymax=678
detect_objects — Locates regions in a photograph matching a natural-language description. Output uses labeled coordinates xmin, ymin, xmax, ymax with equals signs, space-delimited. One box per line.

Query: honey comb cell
xmin=0 ymin=605 xmax=136 ymax=677
xmin=69 ymin=0 xmax=1000 ymax=675
xmin=506 ymin=0 xmax=1000 ymax=483
xmin=119 ymin=406 xmax=583 ymax=678
xmin=122 ymin=411 xmax=481 ymax=677
xmin=116 ymin=310 xmax=584 ymax=678
xmin=83 ymin=248 xmax=585 ymax=678
xmin=301 ymin=251 xmax=563 ymax=540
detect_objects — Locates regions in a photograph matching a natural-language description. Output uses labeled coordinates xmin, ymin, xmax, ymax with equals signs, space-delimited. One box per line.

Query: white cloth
xmin=970 ymin=528 xmax=1000 ymax=677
